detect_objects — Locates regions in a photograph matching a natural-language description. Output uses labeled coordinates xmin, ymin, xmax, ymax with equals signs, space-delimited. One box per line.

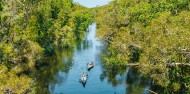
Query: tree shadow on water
xmin=33 ymin=48 xmax=74 ymax=93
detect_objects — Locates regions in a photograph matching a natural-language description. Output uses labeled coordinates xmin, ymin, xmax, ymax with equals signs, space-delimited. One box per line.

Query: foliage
xmin=0 ymin=0 xmax=93 ymax=93
xmin=96 ymin=0 xmax=190 ymax=93
xmin=0 ymin=65 xmax=36 ymax=94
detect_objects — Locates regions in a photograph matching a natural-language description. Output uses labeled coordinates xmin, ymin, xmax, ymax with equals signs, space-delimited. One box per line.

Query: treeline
xmin=0 ymin=0 xmax=93 ymax=93
xmin=96 ymin=0 xmax=190 ymax=93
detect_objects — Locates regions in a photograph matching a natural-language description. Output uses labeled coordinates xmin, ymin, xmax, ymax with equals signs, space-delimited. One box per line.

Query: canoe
xmin=87 ymin=62 xmax=94 ymax=70
xmin=81 ymin=72 xmax=86 ymax=84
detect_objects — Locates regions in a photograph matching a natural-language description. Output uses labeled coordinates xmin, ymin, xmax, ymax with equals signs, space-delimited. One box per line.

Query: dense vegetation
xmin=96 ymin=0 xmax=190 ymax=93
xmin=1 ymin=0 xmax=190 ymax=93
xmin=0 ymin=0 xmax=93 ymax=93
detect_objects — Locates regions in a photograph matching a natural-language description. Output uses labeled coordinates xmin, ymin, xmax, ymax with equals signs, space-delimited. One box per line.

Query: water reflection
xmin=47 ymin=23 xmax=121 ymax=94
xmin=101 ymin=65 xmax=150 ymax=94
xmin=34 ymin=48 xmax=74 ymax=94
xmin=76 ymin=39 xmax=92 ymax=51
xmin=126 ymin=67 xmax=150 ymax=94
xmin=34 ymin=23 xmax=150 ymax=94
xmin=100 ymin=67 xmax=127 ymax=87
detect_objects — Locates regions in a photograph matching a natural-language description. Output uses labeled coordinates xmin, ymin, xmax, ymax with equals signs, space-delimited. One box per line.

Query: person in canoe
xmin=88 ymin=61 xmax=94 ymax=71
xmin=81 ymin=72 xmax=87 ymax=84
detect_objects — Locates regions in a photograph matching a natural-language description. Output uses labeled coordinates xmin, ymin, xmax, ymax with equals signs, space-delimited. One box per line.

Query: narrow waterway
xmin=47 ymin=23 xmax=150 ymax=94
xmin=44 ymin=1 xmax=150 ymax=94
xmin=48 ymin=23 xmax=126 ymax=94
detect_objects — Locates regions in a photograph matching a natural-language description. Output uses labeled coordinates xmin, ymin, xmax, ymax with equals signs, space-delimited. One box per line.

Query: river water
xmin=43 ymin=1 xmax=150 ymax=94
xmin=49 ymin=23 xmax=125 ymax=94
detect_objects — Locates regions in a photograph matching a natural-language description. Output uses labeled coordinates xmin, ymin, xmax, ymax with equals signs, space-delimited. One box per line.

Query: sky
xmin=73 ymin=0 xmax=113 ymax=8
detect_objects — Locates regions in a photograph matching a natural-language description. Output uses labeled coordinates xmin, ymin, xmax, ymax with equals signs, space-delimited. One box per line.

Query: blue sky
xmin=73 ymin=0 xmax=112 ymax=8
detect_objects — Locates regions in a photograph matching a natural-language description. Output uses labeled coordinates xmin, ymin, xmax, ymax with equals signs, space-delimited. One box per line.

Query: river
xmin=36 ymin=1 xmax=150 ymax=94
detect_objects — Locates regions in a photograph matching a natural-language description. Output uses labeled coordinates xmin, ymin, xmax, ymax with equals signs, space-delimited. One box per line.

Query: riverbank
xmin=95 ymin=0 xmax=190 ymax=93
xmin=0 ymin=0 xmax=93 ymax=93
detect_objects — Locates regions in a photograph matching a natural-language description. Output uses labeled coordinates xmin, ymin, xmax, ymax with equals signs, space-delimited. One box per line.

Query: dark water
xmin=45 ymin=23 xmax=150 ymax=94
xmin=48 ymin=23 xmax=125 ymax=94
xmin=35 ymin=1 xmax=151 ymax=94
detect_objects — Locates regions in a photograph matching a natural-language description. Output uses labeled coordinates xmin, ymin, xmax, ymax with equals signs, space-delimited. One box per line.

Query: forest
xmin=96 ymin=0 xmax=190 ymax=93
xmin=0 ymin=0 xmax=93 ymax=93
xmin=0 ymin=0 xmax=190 ymax=94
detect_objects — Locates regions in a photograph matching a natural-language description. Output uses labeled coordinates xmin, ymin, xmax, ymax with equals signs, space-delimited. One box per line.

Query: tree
xmin=96 ymin=0 xmax=190 ymax=93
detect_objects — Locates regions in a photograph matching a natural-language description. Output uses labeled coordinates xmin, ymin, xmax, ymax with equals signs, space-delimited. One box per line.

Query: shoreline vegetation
xmin=0 ymin=0 xmax=190 ymax=94
xmin=96 ymin=0 xmax=190 ymax=93
xmin=0 ymin=0 xmax=93 ymax=93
